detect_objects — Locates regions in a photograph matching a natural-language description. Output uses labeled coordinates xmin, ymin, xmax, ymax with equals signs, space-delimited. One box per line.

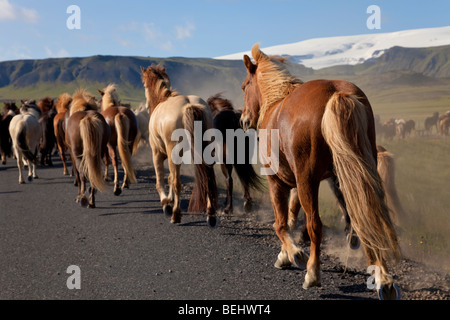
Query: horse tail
xmin=377 ymin=146 xmax=406 ymax=227
xmin=16 ymin=122 xmax=37 ymax=164
xmin=321 ymin=92 xmax=401 ymax=263
xmin=182 ymin=104 xmax=218 ymax=213
xmin=114 ymin=113 xmax=137 ymax=184
xmin=233 ymin=163 xmax=264 ymax=192
xmin=79 ymin=114 xmax=108 ymax=193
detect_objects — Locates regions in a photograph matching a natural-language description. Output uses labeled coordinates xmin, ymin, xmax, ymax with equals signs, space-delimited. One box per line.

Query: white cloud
xmin=45 ymin=47 xmax=69 ymax=58
xmin=0 ymin=0 xmax=39 ymax=23
xmin=175 ymin=22 xmax=195 ymax=40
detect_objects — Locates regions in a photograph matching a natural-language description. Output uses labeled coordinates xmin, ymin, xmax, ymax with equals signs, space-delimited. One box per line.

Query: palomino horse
xmin=207 ymin=93 xmax=263 ymax=214
xmin=53 ymin=93 xmax=73 ymax=175
xmin=65 ymin=89 xmax=110 ymax=208
xmin=1 ymin=102 xmax=19 ymax=165
xmin=240 ymin=44 xmax=401 ymax=299
xmin=140 ymin=65 xmax=218 ymax=226
xmin=9 ymin=101 xmax=42 ymax=184
xmin=37 ymin=97 xmax=57 ymax=166
xmin=98 ymin=84 xmax=139 ymax=196
xmin=134 ymin=103 xmax=150 ymax=149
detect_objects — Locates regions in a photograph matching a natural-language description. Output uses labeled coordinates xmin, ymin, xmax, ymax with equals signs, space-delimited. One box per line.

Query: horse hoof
xmin=114 ymin=188 xmax=122 ymax=196
xmin=207 ymin=216 xmax=219 ymax=229
xmin=88 ymin=203 xmax=96 ymax=209
xmin=27 ymin=176 xmax=32 ymax=182
xmin=292 ymin=251 xmax=309 ymax=270
xmin=378 ymin=283 xmax=401 ymax=300
xmin=163 ymin=205 xmax=173 ymax=218
xmin=80 ymin=198 xmax=88 ymax=208
xmin=347 ymin=233 xmax=360 ymax=250
xmin=223 ymin=207 xmax=233 ymax=215
xmin=274 ymin=251 xmax=291 ymax=269
xmin=170 ymin=216 xmax=181 ymax=224
xmin=244 ymin=200 xmax=253 ymax=213
xmin=19 ymin=181 xmax=25 ymax=185
xmin=302 ymin=272 xmax=321 ymax=290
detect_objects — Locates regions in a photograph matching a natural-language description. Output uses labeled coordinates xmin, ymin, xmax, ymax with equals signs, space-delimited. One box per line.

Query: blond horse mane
xmin=251 ymin=44 xmax=303 ymax=127
xmin=70 ymin=89 xmax=98 ymax=116
xmin=56 ymin=93 xmax=72 ymax=114
xmin=141 ymin=65 xmax=178 ymax=111
xmin=101 ymin=83 xmax=120 ymax=111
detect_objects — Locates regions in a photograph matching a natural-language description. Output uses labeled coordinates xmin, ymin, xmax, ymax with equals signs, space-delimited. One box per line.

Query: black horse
xmin=207 ymin=93 xmax=264 ymax=214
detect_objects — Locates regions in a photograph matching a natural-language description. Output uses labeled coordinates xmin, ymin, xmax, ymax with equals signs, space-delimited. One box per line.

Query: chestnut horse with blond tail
xmin=53 ymin=93 xmax=73 ymax=175
xmin=140 ymin=65 xmax=218 ymax=227
xmin=98 ymin=84 xmax=139 ymax=196
xmin=66 ymin=89 xmax=110 ymax=208
xmin=240 ymin=44 xmax=401 ymax=300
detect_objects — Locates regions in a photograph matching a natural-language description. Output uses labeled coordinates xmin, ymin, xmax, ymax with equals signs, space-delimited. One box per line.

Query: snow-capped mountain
xmin=216 ymin=26 xmax=450 ymax=70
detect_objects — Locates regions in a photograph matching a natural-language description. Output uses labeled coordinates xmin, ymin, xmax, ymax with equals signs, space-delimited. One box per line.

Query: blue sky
xmin=0 ymin=0 xmax=449 ymax=61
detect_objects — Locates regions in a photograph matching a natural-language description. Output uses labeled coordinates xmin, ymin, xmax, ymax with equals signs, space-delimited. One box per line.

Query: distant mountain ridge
xmin=0 ymin=43 xmax=449 ymax=108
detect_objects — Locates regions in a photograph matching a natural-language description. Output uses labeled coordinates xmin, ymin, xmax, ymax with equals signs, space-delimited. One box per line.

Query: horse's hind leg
xmin=167 ymin=152 xmax=182 ymax=224
xmin=221 ymin=164 xmax=233 ymax=214
xmin=327 ymin=176 xmax=359 ymax=249
xmin=153 ymin=149 xmax=171 ymax=217
xmin=296 ymin=178 xmax=322 ymax=289
xmin=108 ymin=146 xmax=121 ymax=196
xmin=16 ymin=153 xmax=25 ymax=184
xmin=270 ymin=177 xmax=309 ymax=270
xmin=88 ymin=187 xmax=96 ymax=208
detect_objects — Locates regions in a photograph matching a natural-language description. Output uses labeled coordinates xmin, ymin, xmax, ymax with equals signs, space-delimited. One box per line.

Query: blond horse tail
xmin=182 ymin=104 xmax=218 ymax=214
xmin=115 ymin=113 xmax=137 ymax=184
xmin=321 ymin=92 xmax=401 ymax=263
xmin=377 ymin=146 xmax=406 ymax=226
xmin=80 ymin=115 xmax=108 ymax=192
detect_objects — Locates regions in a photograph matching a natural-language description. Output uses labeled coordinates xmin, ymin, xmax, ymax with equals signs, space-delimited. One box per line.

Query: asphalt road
xmin=0 ymin=153 xmax=448 ymax=302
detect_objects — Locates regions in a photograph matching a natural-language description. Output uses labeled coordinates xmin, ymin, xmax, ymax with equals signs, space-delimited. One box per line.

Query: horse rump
xmin=17 ymin=125 xmax=38 ymax=165
xmin=79 ymin=114 xmax=108 ymax=193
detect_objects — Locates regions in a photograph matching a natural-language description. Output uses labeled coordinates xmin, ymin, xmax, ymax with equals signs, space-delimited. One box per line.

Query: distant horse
xmin=240 ymin=44 xmax=400 ymax=299
xmin=65 ymin=89 xmax=110 ymax=208
xmin=37 ymin=97 xmax=57 ymax=166
xmin=9 ymin=101 xmax=42 ymax=184
xmin=134 ymin=103 xmax=150 ymax=149
xmin=440 ymin=116 xmax=450 ymax=136
xmin=395 ymin=119 xmax=406 ymax=139
xmin=140 ymin=65 xmax=218 ymax=226
xmin=404 ymin=119 xmax=416 ymax=137
xmin=382 ymin=119 xmax=396 ymax=140
xmin=53 ymin=93 xmax=73 ymax=175
xmin=1 ymin=102 xmax=19 ymax=164
xmin=425 ymin=112 xmax=439 ymax=134
xmin=98 ymin=84 xmax=139 ymax=196
xmin=207 ymin=93 xmax=263 ymax=214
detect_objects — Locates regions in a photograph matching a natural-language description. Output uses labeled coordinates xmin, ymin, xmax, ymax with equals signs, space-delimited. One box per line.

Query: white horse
xmin=9 ymin=101 xmax=42 ymax=184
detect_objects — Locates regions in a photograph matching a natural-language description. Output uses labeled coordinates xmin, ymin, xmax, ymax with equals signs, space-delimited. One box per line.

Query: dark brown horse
xmin=240 ymin=44 xmax=400 ymax=299
xmin=65 ymin=89 xmax=110 ymax=208
xmin=1 ymin=102 xmax=19 ymax=164
xmin=207 ymin=93 xmax=263 ymax=214
xmin=53 ymin=93 xmax=73 ymax=175
xmin=37 ymin=97 xmax=57 ymax=166
xmin=98 ymin=84 xmax=139 ymax=196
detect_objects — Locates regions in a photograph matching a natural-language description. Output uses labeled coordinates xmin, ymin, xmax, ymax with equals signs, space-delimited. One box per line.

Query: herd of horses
xmin=375 ymin=110 xmax=450 ymax=140
xmin=1 ymin=44 xmax=413 ymax=300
